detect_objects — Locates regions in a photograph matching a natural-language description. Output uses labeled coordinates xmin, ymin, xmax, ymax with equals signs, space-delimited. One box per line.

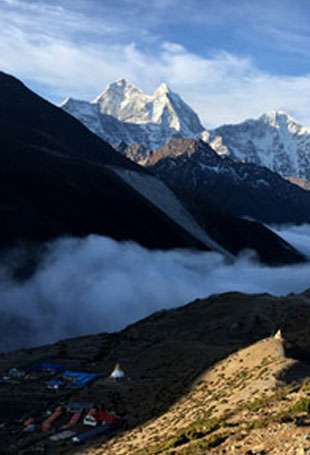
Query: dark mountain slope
xmin=0 ymin=72 xmax=305 ymax=264
xmin=147 ymin=139 xmax=310 ymax=225
xmin=0 ymin=137 xmax=207 ymax=251
xmin=0 ymin=72 xmax=139 ymax=169
xmin=0 ymin=72 xmax=219 ymax=253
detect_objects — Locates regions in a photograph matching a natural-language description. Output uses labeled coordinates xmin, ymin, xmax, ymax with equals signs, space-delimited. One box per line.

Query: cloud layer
xmin=0 ymin=225 xmax=310 ymax=352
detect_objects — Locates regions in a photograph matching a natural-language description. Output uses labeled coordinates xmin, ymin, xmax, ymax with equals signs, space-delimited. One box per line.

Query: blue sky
xmin=1 ymin=0 xmax=310 ymax=127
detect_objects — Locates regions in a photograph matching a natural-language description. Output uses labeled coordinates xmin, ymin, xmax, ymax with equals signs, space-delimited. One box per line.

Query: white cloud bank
xmin=0 ymin=225 xmax=310 ymax=352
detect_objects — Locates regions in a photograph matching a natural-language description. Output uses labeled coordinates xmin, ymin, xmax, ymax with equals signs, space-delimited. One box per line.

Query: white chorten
xmin=110 ymin=363 xmax=126 ymax=379
xmin=274 ymin=329 xmax=283 ymax=341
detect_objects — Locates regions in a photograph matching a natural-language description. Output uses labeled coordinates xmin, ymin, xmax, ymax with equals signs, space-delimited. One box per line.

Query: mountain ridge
xmin=128 ymin=138 xmax=310 ymax=226
xmin=61 ymin=79 xmax=205 ymax=150
xmin=61 ymin=80 xmax=310 ymax=182
xmin=211 ymin=110 xmax=310 ymax=180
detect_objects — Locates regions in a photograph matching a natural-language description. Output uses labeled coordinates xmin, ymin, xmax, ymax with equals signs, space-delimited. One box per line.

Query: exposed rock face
xmin=145 ymin=138 xmax=310 ymax=225
xmin=287 ymin=176 xmax=310 ymax=191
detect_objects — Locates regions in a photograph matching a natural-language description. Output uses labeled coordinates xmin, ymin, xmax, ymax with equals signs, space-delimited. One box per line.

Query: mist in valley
xmin=0 ymin=224 xmax=310 ymax=352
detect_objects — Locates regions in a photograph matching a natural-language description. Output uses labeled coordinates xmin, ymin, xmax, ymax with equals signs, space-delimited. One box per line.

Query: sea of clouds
xmin=0 ymin=224 xmax=310 ymax=351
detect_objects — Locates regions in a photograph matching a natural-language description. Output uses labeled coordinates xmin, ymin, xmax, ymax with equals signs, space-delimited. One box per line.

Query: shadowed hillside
xmin=0 ymin=71 xmax=305 ymax=266
xmin=1 ymin=290 xmax=310 ymax=453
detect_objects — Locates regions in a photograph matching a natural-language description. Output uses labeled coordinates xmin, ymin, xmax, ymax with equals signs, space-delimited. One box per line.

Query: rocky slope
xmin=62 ymin=80 xmax=205 ymax=151
xmin=287 ymin=177 xmax=310 ymax=191
xmin=2 ymin=290 xmax=310 ymax=454
xmin=145 ymin=138 xmax=310 ymax=225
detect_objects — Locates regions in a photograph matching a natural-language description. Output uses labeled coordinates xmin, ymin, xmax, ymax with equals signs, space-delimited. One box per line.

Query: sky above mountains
xmin=1 ymin=0 xmax=310 ymax=127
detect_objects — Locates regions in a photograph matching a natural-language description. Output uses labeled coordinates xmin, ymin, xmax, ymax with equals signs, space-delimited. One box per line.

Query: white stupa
xmin=110 ymin=363 xmax=126 ymax=380
xmin=274 ymin=329 xmax=283 ymax=341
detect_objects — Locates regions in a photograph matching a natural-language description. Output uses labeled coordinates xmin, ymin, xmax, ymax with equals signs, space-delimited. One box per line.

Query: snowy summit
xmin=61 ymin=80 xmax=205 ymax=150
xmin=210 ymin=111 xmax=310 ymax=180
xmin=62 ymin=81 xmax=310 ymax=180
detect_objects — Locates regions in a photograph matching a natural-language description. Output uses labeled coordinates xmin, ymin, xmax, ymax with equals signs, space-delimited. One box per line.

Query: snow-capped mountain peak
xmin=210 ymin=110 xmax=310 ymax=179
xmin=92 ymin=79 xmax=200 ymax=129
xmin=92 ymin=79 xmax=147 ymax=121
xmin=154 ymin=82 xmax=171 ymax=96
xmin=94 ymin=78 xmax=141 ymax=98
xmin=261 ymin=110 xmax=292 ymax=124
xmin=61 ymin=81 xmax=310 ymax=181
xmin=62 ymin=80 xmax=205 ymax=149
xmin=258 ymin=110 xmax=310 ymax=135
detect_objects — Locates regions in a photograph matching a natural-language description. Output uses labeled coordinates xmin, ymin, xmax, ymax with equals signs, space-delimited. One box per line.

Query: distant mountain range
xmin=62 ymin=80 xmax=310 ymax=181
xmin=0 ymin=71 xmax=304 ymax=265
xmin=60 ymin=79 xmax=310 ymax=227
